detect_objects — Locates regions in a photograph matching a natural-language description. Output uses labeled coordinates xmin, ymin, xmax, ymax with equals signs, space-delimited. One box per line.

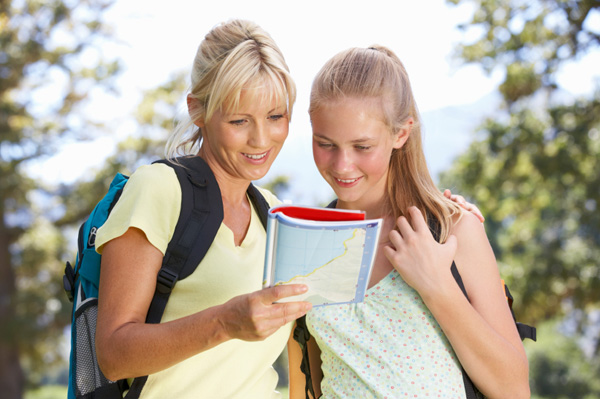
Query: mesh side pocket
xmin=74 ymin=298 xmax=118 ymax=397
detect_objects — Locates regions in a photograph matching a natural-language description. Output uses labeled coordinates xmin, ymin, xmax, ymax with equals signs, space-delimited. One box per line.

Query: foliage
xmin=527 ymin=319 xmax=600 ymax=398
xmin=24 ymin=385 xmax=67 ymax=399
xmin=448 ymin=0 xmax=600 ymax=105
xmin=0 ymin=0 xmax=120 ymax=395
xmin=443 ymin=0 xmax=600 ymax=357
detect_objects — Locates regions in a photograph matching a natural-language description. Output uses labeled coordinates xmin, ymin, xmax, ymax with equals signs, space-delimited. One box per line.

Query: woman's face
xmin=311 ymin=97 xmax=408 ymax=211
xmin=197 ymin=86 xmax=289 ymax=183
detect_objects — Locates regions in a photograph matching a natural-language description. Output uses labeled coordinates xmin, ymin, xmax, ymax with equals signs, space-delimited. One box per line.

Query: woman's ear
xmin=187 ymin=94 xmax=205 ymax=128
xmin=393 ymin=118 xmax=413 ymax=149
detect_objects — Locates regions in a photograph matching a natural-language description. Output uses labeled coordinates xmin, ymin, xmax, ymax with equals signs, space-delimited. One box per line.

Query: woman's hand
xmin=219 ymin=284 xmax=312 ymax=341
xmin=383 ymin=206 xmax=457 ymax=297
xmin=443 ymin=189 xmax=485 ymax=222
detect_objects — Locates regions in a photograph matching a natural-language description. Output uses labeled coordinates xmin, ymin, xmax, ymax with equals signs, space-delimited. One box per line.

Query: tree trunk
xmin=0 ymin=218 xmax=24 ymax=399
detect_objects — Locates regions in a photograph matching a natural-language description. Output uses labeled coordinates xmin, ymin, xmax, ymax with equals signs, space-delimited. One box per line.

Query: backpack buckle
xmin=156 ymin=268 xmax=178 ymax=294
xmin=63 ymin=261 xmax=75 ymax=303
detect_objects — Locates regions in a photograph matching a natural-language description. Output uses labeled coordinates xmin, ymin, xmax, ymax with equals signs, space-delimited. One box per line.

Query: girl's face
xmin=311 ymin=97 xmax=409 ymax=211
xmin=196 ymin=86 xmax=289 ymax=183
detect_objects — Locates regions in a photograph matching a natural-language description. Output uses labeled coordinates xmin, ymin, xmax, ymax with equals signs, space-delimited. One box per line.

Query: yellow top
xmin=96 ymin=163 xmax=290 ymax=399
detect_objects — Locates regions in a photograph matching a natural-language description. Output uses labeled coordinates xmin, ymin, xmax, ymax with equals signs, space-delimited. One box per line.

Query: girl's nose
xmin=332 ymin=149 xmax=353 ymax=173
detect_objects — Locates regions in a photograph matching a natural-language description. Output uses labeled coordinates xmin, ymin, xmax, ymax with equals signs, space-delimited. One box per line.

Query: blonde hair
xmin=309 ymin=46 xmax=461 ymax=241
xmin=166 ymin=19 xmax=296 ymax=157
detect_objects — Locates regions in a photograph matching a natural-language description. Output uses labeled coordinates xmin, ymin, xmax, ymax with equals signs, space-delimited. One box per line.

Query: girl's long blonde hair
xmin=309 ymin=46 xmax=461 ymax=241
xmin=166 ymin=19 xmax=296 ymax=158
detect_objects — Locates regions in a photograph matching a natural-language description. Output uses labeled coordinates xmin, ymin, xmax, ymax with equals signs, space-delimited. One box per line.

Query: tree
xmin=0 ymin=1 xmax=120 ymax=396
xmin=442 ymin=0 xmax=600 ymax=375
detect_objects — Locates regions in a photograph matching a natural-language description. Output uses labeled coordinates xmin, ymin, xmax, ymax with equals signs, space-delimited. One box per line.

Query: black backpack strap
xmin=450 ymin=261 xmax=481 ymax=399
xmin=127 ymin=156 xmax=224 ymax=398
xmin=246 ymin=183 xmax=269 ymax=229
xmin=429 ymin=215 xmax=483 ymax=398
xmin=504 ymin=284 xmax=537 ymax=341
xmin=127 ymin=157 xmax=273 ymax=398
xmin=148 ymin=156 xmax=224 ymax=320
xmin=293 ymin=316 xmax=315 ymax=399
xmin=291 ymin=199 xmax=339 ymax=399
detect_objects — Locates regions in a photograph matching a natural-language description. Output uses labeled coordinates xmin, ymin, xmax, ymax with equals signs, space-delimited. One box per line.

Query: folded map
xmin=263 ymin=204 xmax=382 ymax=306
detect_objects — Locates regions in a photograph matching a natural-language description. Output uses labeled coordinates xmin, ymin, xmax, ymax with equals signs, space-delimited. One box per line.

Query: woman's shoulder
xmin=129 ymin=162 xmax=177 ymax=181
xmin=253 ymin=185 xmax=282 ymax=208
xmin=124 ymin=163 xmax=180 ymax=196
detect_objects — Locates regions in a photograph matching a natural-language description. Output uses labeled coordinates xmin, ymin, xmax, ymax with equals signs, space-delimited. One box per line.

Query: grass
xmin=26 ymin=385 xmax=288 ymax=398
xmin=25 ymin=385 xmax=67 ymax=399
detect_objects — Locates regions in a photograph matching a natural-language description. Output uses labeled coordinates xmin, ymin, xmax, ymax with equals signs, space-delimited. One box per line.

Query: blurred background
xmin=1 ymin=0 xmax=599 ymax=398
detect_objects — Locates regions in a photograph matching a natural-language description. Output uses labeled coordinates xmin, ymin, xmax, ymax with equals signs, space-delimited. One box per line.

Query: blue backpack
xmin=62 ymin=156 xmax=270 ymax=399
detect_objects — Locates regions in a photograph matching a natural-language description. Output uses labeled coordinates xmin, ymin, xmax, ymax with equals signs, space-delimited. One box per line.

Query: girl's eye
xmin=229 ymin=119 xmax=246 ymax=126
xmin=316 ymin=142 xmax=334 ymax=149
xmin=269 ymin=114 xmax=284 ymax=121
xmin=355 ymin=145 xmax=371 ymax=151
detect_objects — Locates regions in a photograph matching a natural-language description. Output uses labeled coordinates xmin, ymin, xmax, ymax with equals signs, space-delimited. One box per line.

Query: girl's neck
xmin=337 ymin=198 xmax=391 ymax=220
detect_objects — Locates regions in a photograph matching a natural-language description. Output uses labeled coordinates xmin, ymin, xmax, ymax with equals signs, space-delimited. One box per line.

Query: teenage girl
xmin=289 ymin=46 xmax=529 ymax=399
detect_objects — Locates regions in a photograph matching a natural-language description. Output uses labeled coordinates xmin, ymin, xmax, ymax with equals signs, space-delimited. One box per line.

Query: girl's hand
xmin=443 ymin=189 xmax=485 ymax=222
xmin=219 ymin=284 xmax=312 ymax=341
xmin=383 ymin=206 xmax=458 ymax=297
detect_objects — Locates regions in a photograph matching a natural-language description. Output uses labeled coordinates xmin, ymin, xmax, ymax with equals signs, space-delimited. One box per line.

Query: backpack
xmin=293 ymin=202 xmax=536 ymax=399
xmin=62 ymin=156 xmax=270 ymax=399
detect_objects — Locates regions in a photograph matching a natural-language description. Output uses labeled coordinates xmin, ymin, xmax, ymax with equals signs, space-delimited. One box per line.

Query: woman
xmin=94 ymin=20 xmax=311 ymax=398
xmin=289 ymin=46 xmax=530 ymax=398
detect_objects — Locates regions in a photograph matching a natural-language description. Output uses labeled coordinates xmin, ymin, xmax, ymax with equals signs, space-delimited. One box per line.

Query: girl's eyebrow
xmin=313 ymin=133 xmax=374 ymax=144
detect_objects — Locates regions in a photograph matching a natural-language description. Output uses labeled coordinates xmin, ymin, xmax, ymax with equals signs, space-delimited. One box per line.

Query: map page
xmin=263 ymin=205 xmax=382 ymax=306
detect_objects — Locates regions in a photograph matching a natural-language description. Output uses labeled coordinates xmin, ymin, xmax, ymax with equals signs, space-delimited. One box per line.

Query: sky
xmin=34 ymin=0 xmax=600 ymax=205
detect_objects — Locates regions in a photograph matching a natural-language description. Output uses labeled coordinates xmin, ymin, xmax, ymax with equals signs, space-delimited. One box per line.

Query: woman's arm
xmin=384 ymin=207 xmax=529 ymax=399
xmin=96 ymin=227 xmax=312 ymax=381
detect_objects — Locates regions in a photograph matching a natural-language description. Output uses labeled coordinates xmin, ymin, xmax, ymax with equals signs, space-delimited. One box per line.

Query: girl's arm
xmin=384 ymin=207 xmax=529 ymax=399
xmin=96 ymin=227 xmax=311 ymax=381
xmin=288 ymin=324 xmax=323 ymax=399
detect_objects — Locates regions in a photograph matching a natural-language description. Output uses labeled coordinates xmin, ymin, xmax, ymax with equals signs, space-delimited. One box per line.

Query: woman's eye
xmin=355 ymin=145 xmax=371 ymax=151
xmin=229 ymin=119 xmax=246 ymax=126
xmin=269 ymin=114 xmax=284 ymax=121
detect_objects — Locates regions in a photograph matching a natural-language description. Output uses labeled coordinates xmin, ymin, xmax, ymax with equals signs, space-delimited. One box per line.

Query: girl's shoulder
xmin=450 ymin=209 xmax=485 ymax=238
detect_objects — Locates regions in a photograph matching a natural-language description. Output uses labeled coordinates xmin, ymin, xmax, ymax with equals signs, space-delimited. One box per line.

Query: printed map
xmin=273 ymin=224 xmax=368 ymax=305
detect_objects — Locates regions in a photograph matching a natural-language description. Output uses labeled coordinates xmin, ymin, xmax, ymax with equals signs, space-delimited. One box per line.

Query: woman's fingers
xmin=444 ymin=189 xmax=485 ymax=223
xmin=222 ymin=286 xmax=312 ymax=342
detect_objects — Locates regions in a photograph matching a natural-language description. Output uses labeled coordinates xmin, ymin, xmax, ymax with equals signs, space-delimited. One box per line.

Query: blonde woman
xmin=94 ymin=20 xmax=311 ymax=398
xmin=289 ymin=46 xmax=530 ymax=398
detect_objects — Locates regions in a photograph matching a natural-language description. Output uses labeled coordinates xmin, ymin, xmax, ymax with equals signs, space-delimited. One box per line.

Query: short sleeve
xmin=95 ymin=163 xmax=181 ymax=255
xmin=254 ymin=185 xmax=282 ymax=209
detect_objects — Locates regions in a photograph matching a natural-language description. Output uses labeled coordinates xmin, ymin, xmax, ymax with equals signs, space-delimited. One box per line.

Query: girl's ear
xmin=187 ymin=94 xmax=205 ymax=128
xmin=393 ymin=118 xmax=413 ymax=149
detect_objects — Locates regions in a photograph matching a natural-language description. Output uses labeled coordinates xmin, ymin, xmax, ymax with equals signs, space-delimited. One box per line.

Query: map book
xmin=263 ymin=204 xmax=383 ymax=307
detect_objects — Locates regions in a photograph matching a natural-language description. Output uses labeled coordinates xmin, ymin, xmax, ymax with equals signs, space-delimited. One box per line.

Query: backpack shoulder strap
xmin=128 ymin=157 xmax=273 ymax=398
xmin=293 ymin=315 xmax=315 ymax=399
xmin=127 ymin=156 xmax=224 ymax=398
xmin=246 ymin=183 xmax=270 ymax=229
xmin=150 ymin=156 xmax=224 ymax=310
xmin=292 ymin=199 xmax=338 ymax=399
xmin=428 ymin=215 xmax=482 ymax=398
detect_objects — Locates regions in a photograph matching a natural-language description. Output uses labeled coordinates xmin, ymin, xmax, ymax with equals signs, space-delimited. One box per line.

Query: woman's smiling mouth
xmin=243 ymin=151 xmax=268 ymax=160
